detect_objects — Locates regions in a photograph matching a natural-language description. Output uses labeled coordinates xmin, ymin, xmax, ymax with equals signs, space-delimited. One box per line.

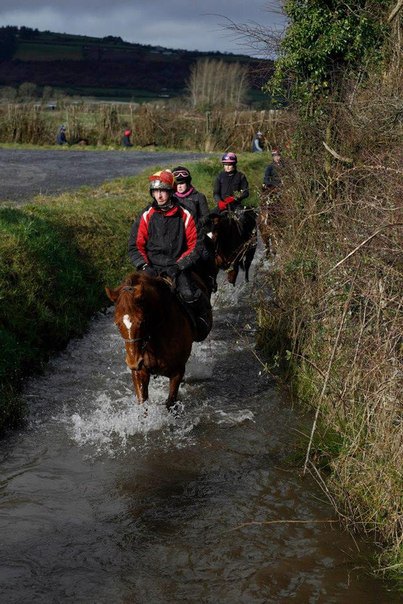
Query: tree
xmin=18 ymin=82 xmax=38 ymax=100
xmin=187 ymin=59 xmax=249 ymax=110
xmin=0 ymin=27 xmax=17 ymax=60
xmin=267 ymin=0 xmax=390 ymax=109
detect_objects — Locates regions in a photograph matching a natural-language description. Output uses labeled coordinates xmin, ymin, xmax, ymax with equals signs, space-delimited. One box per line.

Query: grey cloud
xmin=1 ymin=0 xmax=285 ymax=54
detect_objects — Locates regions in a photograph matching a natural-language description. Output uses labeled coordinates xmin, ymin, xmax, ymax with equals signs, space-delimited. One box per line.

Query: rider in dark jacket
xmin=213 ymin=152 xmax=249 ymax=212
xmin=172 ymin=166 xmax=209 ymax=228
xmin=128 ymin=169 xmax=211 ymax=328
xmin=172 ymin=165 xmax=217 ymax=293
xmin=213 ymin=152 xmax=254 ymax=238
xmin=263 ymin=148 xmax=284 ymax=191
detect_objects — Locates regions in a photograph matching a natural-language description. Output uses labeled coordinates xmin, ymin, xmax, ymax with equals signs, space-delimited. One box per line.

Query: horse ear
xmin=105 ymin=286 xmax=119 ymax=303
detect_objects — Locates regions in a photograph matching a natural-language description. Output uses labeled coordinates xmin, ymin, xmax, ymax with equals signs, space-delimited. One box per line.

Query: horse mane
xmin=118 ymin=272 xmax=172 ymax=316
xmin=214 ymin=213 xmax=243 ymax=256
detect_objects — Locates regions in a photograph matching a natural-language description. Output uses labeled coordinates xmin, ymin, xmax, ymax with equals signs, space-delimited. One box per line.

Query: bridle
xmin=122 ymin=335 xmax=150 ymax=350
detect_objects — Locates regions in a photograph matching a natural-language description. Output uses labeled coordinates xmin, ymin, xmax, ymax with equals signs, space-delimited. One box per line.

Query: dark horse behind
xmin=106 ymin=272 xmax=212 ymax=409
xmin=210 ymin=208 xmax=257 ymax=286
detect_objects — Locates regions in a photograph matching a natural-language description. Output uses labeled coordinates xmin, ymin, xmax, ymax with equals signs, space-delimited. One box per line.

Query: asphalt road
xmin=0 ymin=148 xmax=209 ymax=203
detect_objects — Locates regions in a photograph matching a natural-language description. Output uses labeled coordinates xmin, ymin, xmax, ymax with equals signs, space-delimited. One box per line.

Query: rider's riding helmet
xmin=148 ymin=169 xmax=175 ymax=194
xmin=172 ymin=166 xmax=192 ymax=185
xmin=221 ymin=152 xmax=237 ymax=165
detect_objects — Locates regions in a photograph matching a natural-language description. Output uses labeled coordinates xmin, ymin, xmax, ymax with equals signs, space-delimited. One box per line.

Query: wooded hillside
xmin=0 ymin=27 xmax=273 ymax=102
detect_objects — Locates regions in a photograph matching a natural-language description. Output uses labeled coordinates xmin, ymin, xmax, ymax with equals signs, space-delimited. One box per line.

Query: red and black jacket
xmin=128 ymin=200 xmax=202 ymax=271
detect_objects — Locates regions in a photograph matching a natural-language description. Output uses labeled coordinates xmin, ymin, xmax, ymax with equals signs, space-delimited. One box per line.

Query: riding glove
xmin=164 ymin=264 xmax=180 ymax=280
xmin=142 ymin=264 xmax=157 ymax=277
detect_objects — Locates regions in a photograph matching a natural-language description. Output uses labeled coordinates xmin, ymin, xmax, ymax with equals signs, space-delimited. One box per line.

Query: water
xmin=0 ymin=249 xmax=399 ymax=603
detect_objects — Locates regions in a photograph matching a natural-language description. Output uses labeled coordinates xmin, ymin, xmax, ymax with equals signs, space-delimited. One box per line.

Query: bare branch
xmin=388 ymin=0 xmax=403 ymax=22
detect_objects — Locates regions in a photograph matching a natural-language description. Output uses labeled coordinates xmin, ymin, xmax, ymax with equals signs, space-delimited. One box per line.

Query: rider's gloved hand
xmin=165 ymin=264 xmax=180 ymax=281
xmin=141 ymin=264 xmax=157 ymax=277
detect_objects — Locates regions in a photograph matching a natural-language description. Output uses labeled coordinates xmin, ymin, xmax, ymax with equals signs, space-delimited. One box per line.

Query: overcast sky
xmin=1 ymin=0 xmax=286 ymax=56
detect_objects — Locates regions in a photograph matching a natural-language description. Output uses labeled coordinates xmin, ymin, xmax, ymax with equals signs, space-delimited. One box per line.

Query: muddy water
xmin=0 ymin=252 xmax=399 ymax=603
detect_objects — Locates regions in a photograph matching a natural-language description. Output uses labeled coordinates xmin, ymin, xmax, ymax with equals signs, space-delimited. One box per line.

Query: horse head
xmin=210 ymin=210 xmax=257 ymax=286
xmin=106 ymin=274 xmax=151 ymax=372
xmin=210 ymin=212 xmax=245 ymax=284
xmin=106 ymin=272 xmax=196 ymax=408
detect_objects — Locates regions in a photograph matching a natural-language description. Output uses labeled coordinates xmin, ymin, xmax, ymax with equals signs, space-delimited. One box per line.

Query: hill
xmin=0 ymin=26 xmax=273 ymax=103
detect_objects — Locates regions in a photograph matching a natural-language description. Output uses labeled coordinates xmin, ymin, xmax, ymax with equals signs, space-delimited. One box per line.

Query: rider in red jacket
xmin=128 ymin=170 xmax=211 ymax=327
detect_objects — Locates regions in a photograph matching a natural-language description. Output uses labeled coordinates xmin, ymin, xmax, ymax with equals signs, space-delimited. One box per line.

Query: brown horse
xmin=105 ymin=272 xmax=212 ymax=409
xmin=210 ymin=209 xmax=257 ymax=286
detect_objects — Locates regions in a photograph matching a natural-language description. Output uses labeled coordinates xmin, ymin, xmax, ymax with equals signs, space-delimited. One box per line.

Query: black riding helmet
xmin=172 ymin=166 xmax=192 ymax=185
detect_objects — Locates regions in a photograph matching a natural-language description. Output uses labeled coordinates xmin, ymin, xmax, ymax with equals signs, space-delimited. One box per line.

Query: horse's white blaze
xmin=123 ymin=314 xmax=132 ymax=335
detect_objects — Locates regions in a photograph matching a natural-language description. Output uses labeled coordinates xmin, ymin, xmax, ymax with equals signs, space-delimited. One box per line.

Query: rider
xmin=172 ymin=165 xmax=217 ymax=293
xmin=128 ymin=169 xmax=211 ymax=331
xmin=263 ymin=148 xmax=284 ymax=192
xmin=213 ymin=152 xmax=253 ymax=237
xmin=213 ymin=152 xmax=249 ymax=213
xmin=172 ymin=165 xmax=209 ymax=227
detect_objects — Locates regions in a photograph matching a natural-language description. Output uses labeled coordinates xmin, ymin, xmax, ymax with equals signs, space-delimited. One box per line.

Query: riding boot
xmin=185 ymin=292 xmax=212 ymax=342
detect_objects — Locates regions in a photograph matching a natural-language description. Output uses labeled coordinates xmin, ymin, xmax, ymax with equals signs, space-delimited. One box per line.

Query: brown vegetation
xmin=257 ymin=65 xmax=402 ymax=572
xmin=0 ymin=101 xmax=288 ymax=151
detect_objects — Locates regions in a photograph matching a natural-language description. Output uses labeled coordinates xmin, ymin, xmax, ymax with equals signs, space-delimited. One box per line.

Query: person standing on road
xmin=251 ymin=131 xmax=264 ymax=153
xmin=122 ymin=128 xmax=133 ymax=147
xmin=56 ymin=125 xmax=68 ymax=145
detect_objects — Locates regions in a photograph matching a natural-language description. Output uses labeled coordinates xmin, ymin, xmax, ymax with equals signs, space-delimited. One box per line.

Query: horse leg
xmin=244 ymin=246 xmax=257 ymax=282
xmin=227 ymin=264 xmax=239 ymax=286
xmin=131 ymin=368 xmax=150 ymax=403
xmin=166 ymin=370 xmax=185 ymax=411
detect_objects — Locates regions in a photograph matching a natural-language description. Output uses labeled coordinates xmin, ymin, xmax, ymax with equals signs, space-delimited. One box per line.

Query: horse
xmin=105 ymin=271 xmax=212 ymax=410
xmin=210 ymin=208 xmax=257 ymax=286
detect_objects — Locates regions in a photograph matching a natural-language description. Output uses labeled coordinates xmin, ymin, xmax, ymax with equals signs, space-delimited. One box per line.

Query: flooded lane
xmin=0 ymin=253 xmax=399 ymax=603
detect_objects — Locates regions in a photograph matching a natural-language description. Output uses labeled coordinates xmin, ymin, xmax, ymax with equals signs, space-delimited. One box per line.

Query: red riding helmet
xmin=148 ymin=169 xmax=175 ymax=193
xmin=221 ymin=152 xmax=237 ymax=165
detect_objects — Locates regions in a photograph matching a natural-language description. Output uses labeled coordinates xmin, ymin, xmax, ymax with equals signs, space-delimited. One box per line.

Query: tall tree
xmin=187 ymin=59 xmax=249 ymax=110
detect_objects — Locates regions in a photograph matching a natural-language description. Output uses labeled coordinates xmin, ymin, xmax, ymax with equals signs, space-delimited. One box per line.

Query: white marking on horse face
xmin=123 ymin=314 xmax=132 ymax=330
